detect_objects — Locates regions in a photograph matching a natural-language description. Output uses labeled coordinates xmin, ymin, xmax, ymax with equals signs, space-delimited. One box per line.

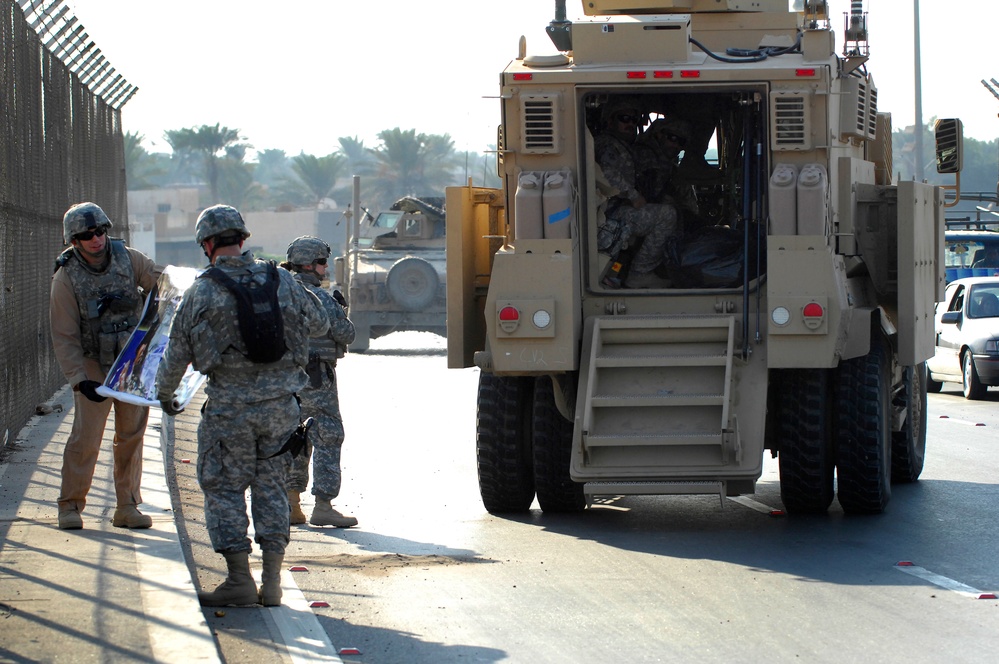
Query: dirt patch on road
xmin=294 ymin=552 xmax=493 ymax=577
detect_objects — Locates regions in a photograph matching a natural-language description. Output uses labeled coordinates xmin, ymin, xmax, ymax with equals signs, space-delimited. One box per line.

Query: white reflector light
xmin=772 ymin=306 xmax=791 ymax=326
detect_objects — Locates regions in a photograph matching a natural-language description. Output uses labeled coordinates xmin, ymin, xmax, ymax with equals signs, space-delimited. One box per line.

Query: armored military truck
xmin=446 ymin=0 xmax=963 ymax=515
xmin=334 ymin=193 xmax=447 ymax=352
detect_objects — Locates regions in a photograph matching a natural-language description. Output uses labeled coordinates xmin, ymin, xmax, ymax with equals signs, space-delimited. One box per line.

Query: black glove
xmin=160 ymin=399 xmax=185 ymax=417
xmin=332 ymin=289 xmax=347 ymax=308
xmin=77 ymin=380 xmax=107 ymax=403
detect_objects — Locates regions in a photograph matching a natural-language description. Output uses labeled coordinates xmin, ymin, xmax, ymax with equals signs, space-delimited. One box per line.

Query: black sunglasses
xmin=664 ymin=132 xmax=687 ymax=147
xmin=313 ymin=257 xmax=328 ymax=266
xmin=615 ymin=114 xmax=640 ymax=124
xmin=74 ymin=227 xmax=107 ymax=241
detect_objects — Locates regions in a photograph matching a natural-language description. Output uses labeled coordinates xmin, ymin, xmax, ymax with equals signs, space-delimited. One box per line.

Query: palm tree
xmin=367 ymin=128 xmax=463 ymax=209
xmin=123 ymin=131 xmax=164 ymax=190
xmin=284 ymin=153 xmax=346 ymax=207
xmin=164 ymin=123 xmax=250 ymax=202
xmin=338 ymin=136 xmax=376 ymax=177
xmin=254 ymin=149 xmax=291 ymax=188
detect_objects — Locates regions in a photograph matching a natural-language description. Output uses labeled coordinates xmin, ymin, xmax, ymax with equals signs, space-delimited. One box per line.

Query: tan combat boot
xmin=112 ymin=505 xmax=152 ymax=529
xmin=258 ymin=551 xmax=284 ymax=607
xmin=288 ymin=490 xmax=307 ymax=525
xmin=58 ymin=508 xmax=83 ymax=530
xmin=310 ymin=499 xmax=357 ymax=528
xmin=198 ymin=551 xmax=259 ymax=607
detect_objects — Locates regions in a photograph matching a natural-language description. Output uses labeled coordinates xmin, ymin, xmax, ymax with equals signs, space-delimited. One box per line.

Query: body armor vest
xmin=195 ymin=259 xmax=306 ymax=375
xmin=60 ymin=240 xmax=142 ymax=369
xmin=297 ymin=275 xmax=340 ymax=363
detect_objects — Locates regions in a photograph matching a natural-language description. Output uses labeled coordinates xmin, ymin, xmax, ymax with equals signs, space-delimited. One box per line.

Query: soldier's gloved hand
xmin=332 ymin=289 xmax=347 ymax=308
xmin=159 ymin=399 xmax=184 ymax=417
xmin=77 ymin=380 xmax=107 ymax=403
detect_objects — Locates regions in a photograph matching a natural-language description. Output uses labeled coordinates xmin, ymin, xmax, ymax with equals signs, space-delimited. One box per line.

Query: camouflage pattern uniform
xmin=288 ymin=270 xmax=355 ymax=501
xmin=50 ymin=202 xmax=162 ymax=528
xmin=594 ymin=132 xmax=678 ymax=275
xmin=155 ymin=217 xmax=328 ymax=556
xmin=634 ymin=118 xmax=700 ymax=219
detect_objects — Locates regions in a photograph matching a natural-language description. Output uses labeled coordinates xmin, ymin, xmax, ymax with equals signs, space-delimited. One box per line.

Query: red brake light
xmin=499 ymin=306 xmax=520 ymax=321
xmin=796 ymin=68 xmax=816 ymax=77
xmin=803 ymin=302 xmax=824 ymax=318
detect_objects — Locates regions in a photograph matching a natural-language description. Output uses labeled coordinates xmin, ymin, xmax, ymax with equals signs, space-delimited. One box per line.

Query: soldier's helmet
xmin=195 ymin=204 xmax=251 ymax=245
xmin=286 ymin=235 xmax=331 ymax=265
xmin=600 ymin=97 xmax=642 ymax=127
xmin=63 ymin=202 xmax=112 ymax=244
xmin=649 ymin=116 xmax=693 ymax=144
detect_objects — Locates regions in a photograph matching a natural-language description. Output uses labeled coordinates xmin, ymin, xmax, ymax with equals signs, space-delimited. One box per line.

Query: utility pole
xmin=914 ymin=0 xmax=924 ymax=182
xmin=981 ymin=78 xmax=999 ymax=192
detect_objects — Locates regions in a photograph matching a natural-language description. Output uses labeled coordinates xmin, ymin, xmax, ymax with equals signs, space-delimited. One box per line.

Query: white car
xmin=926 ymin=277 xmax=999 ymax=399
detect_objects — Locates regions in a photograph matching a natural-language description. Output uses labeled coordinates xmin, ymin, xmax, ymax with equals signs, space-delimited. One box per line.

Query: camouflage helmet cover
xmin=286 ymin=235 xmax=331 ymax=265
xmin=600 ymin=96 xmax=641 ymax=125
xmin=63 ymin=202 xmax=112 ymax=244
xmin=649 ymin=116 xmax=693 ymax=142
xmin=195 ymin=204 xmax=251 ymax=245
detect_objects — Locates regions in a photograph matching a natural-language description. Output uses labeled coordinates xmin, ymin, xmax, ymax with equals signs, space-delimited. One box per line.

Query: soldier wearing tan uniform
xmin=156 ymin=205 xmax=328 ymax=607
xmin=50 ymin=202 xmax=163 ymax=530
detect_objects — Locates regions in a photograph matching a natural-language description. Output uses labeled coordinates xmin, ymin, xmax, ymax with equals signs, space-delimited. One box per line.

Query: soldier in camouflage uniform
xmin=635 ymin=117 xmax=700 ymax=220
xmin=594 ymin=98 xmax=679 ymax=288
xmin=155 ymin=205 xmax=328 ymax=607
xmin=50 ymin=202 xmax=163 ymax=530
xmin=280 ymin=236 xmax=357 ymax=528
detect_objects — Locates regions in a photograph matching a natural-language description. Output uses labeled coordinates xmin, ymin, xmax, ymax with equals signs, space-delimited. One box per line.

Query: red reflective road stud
xmin=978 ymin=593 xmax=998 ymax=600
xmin=289 ymin=565 xmax=308 ymax=572
xmin=769 ymin=509 xmax=785 ymax=517
xmin=339 ymin=647 xmax=363 ymax=656
xmin=896 ymin=561 xmax=915 ymax=567
xmin=310 ymin=600 xmax=330 ymax=608
xmin=181 ymin=458 xmax=191 ymax=463
xmin=939 ymin=415 xmax=949 ymax=418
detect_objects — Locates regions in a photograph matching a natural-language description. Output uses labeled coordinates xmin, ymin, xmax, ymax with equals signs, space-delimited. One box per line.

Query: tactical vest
xmin=59 ymin=240 xmax=142 ymax=369
xmin=194 ymin=259 xmax=307 ymax=374
xmin=297 ymin=275 xmax=340 ymax=363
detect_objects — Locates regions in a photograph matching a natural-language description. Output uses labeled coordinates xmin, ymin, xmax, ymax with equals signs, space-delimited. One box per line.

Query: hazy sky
xmin=66 ymin=0 xmax=999 ymax=159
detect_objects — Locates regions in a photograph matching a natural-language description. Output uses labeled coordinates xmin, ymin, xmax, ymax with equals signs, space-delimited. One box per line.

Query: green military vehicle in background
xmin=334 ymin=185 xmax=447 ymax=352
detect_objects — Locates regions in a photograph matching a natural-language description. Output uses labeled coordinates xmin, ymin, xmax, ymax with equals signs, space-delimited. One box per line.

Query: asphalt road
xmin=173 ymin=332 xmax=999 ymax=663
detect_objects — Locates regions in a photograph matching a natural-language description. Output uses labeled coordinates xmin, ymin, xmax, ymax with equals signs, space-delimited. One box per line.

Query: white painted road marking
xmin=894 ymin=563 xmax=998 ymax=600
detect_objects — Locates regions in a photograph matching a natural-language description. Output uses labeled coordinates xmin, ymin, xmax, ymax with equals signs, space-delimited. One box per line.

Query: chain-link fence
xmin=2 ymin=0 xmax=131 ymax=444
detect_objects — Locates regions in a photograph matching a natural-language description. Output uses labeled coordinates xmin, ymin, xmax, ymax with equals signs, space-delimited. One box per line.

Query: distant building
xmin=127 ymin=189 xmax=344 ymax=267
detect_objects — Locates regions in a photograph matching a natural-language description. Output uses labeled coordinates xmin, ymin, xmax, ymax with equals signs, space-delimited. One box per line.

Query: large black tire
xmin=962 ymin=351 xmax=987 ymax=400
xmin=835 ymin=332 xmax=892 ymax=514
xmin=532 ymin=377 xmax=585 ymax=513
xmin=386 ymin=257 xmax=439 ymax=312
xmin=775 ymin=369 xmax=835 ymax=514
xmin=476 ymin=373 xmax=535 ymax=513
xmin=891 ymin=363 xmax=927 ymax=483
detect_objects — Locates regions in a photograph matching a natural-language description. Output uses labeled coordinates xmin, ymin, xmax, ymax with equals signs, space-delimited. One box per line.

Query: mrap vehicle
xmin=446 ymin=0 xmax=964 ymax=515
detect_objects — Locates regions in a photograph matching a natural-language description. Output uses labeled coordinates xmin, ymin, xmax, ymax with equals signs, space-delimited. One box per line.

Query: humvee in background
xmin=334 ymin=195 xmax=447 ymax=352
